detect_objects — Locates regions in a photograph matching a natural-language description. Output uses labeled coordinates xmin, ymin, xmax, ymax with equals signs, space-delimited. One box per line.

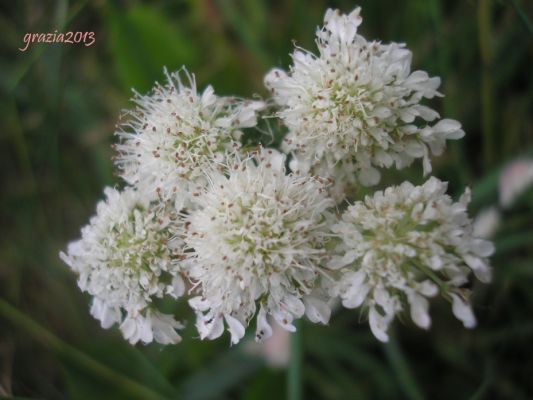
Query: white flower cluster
xmin=331 ymin=178 xmax=493 ymax=341
xmin=61 ymin=7 xmax=493 ymax=346
xmin=265 ymin=8 xmax=464 ymax=200
xmin=114 ymin=69 xmax=264 ymax=208
xmin=60 ymin=187 xmax=186 ymax=344
xmin=183 ymin=150 xmax=333 ymax=344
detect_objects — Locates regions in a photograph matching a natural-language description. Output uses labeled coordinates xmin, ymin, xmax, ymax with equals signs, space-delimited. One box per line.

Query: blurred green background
xmin=1 ymin=0 xmax=532 ymax=399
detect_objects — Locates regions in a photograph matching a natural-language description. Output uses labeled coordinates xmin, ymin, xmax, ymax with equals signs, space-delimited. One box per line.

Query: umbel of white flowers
xmin=60 ymin=6 xmax=493 ymax=345
xmin=265 ymin=8 xmax=464 ymax=201
xmin=60 ymin=187 xmax=186 ymax=344
xmin=183 ymin=149 xmax=334 ymax=344
xmin=331 ymin=177 xmax=493 ymax=341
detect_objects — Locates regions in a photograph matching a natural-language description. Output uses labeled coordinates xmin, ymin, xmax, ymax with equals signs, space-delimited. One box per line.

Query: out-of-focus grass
xmin=0 ymin=0 xmax=532 ymax=399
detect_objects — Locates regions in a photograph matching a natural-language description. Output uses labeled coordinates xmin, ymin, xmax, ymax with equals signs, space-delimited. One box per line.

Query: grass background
xmin=0 ymin=0 xmax=532 ymax=399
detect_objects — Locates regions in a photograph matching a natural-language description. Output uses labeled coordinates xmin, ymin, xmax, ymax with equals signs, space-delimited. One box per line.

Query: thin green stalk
xmin=0 ymin=299 xmax=166 ymax=400
xmin=509 ymin=0 xmax=533 ymax=34
xmin=478 ymin=0 xmax=495 ymax=169
xmin=384 ymin=335 xmax=424 ymax=400
xmin=287 ymin=320 xmax=303 ymax=400
xmin=426 ymin=0 xmax=469 ymax=186
xmin=410 ymin=261 xmax=451 ymax=301
xmin=8 ymin=0 xmax=88 ymax=94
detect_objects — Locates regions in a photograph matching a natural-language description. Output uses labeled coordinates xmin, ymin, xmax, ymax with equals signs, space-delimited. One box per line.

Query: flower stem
xmin=287 ymin=320 xmax=303 ymax=400
xmin=0 ymin=298 xmax=167 ymax=399
xmin=478 ymin=0 xmax=495 ymax=169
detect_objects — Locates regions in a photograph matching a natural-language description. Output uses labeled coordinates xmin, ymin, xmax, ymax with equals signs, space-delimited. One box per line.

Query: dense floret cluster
xmin=61 ymin=7 xmax=492 ymax=345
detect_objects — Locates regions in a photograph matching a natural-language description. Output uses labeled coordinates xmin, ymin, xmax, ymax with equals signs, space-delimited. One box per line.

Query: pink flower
xmin=499 ymin=159 xmax=533 ymax=208
xmin=245 ymin=321 xmax=290 ymax=368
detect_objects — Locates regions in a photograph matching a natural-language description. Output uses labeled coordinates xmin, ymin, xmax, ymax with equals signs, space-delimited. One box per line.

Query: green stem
xmin=8 ymin=0 xmax=88 ymax=93
xmin=410 ymin=261 xmax=451 ymax=301
xmin=509 ymin=0 xmax=533 ymax=34
xmin=0 ymin=299 xmax=166 ymax=400
xmin=384 ymin=335 xmax=424 ymax=400
xmin=287 ymin=320 xmax=303 ymax=400
xmin=478 ymin=0 xmax=495 ymax=169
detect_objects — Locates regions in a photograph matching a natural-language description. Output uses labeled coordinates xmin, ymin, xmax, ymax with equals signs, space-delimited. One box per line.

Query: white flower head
xmin=60 ymin=187 xmax=186 ymax=344
xmin=473 ymin=206 xmax=501 ymax=238
xmin=265 ymin=8 xmax=464 ymax=200
xmin=183 ymin=148 xmax=335 ymax=344
xmin=114 ymin=68 xmax=264 ymax=207
xmin=499 ymin=158 xmax=533 ymax=208
xmin=331 ymin=177 xmax=494 ymax=341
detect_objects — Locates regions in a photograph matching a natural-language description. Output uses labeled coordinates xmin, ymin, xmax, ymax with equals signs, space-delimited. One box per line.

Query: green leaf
xmin=180 ymin=349 xmax=263 ymax=400
xmin=469 ymin=168 xmax=500 ymax=211
xmin=104 ymin=4 xmax=199 ymax=93
xmin=495 ymin=231 xmax=533 ymax=254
